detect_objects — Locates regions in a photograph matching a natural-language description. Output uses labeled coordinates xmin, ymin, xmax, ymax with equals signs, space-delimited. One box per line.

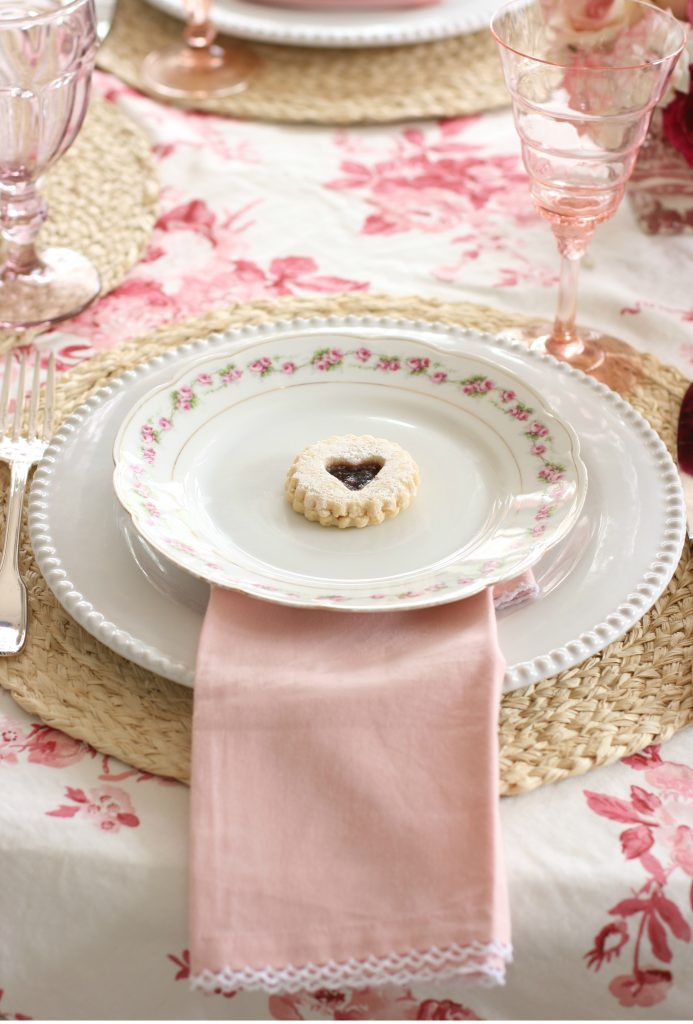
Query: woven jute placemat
xmin=0 ymin=97 xmax=159 ymax=352
xmin=1 ymin=294 xmax=692 ymax=795
xmin=98 ymin=0 xmax=508 ymax=124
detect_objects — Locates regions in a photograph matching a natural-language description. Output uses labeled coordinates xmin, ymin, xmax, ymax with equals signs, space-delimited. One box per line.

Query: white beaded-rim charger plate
xmin=143 ymin=0 xmax=499 ymax=47
xmin=29 ymin=318 xmax=685 ymax=692
xmin=112 ymin=333 xmax=587 ymax=610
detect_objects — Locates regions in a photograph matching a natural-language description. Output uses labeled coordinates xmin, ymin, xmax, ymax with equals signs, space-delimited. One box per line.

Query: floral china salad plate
xmin=112 ymin=332 xmax=587 ymax=611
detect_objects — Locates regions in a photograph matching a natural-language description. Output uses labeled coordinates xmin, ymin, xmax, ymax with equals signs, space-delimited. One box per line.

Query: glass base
xmin=0 ymin=247 xmax=101 ymax=330
xmin=141 ymin=41 xmax=258 ymax=100
xmin=497 ymin=322 xmax=643 ymax=394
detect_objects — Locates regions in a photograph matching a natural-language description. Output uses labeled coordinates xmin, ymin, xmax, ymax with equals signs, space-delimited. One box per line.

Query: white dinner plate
xmin=112 ymin=335 xmax=586 ymax=611
xmin=29 ymin=318 xmax=685 ymax=693
xmin=143 ymin=0 xmax=499 ymax=47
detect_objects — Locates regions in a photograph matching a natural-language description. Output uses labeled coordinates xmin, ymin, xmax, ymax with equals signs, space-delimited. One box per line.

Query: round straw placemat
xmin=98 ymin=0 xmax=508 ymax=124
xmin=2 ymin=294 xmax=692 ymax=795
xmin=0 ymin=97 xmax=159 ymax=352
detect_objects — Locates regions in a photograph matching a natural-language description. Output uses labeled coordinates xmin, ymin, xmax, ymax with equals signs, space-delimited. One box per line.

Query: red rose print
xmin=47 ymin=785 xmax=140 ymax=832
xmin=584 ymin=747 xmax=693 ymax=1009
xmin=609 ymin=969 xmax=673 ymax=1008
xmin=417 ymin=998 xmax=481 ymax=1020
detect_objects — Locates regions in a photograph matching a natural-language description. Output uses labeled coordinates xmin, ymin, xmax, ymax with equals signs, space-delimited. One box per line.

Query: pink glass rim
xmin=0 ymin=0 xmax=93 ymax=29
xmin=490 ymin=0 xmax=687 ymax=73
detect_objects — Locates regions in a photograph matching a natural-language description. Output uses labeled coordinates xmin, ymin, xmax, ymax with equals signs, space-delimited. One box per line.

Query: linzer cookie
xmin=285 ymin=434 xmax=419 ymax=529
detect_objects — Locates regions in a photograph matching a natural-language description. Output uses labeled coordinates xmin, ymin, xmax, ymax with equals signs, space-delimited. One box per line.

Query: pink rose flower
xmin=355 ymin=347 xmax=371 ymax=362
xmin=221 ymin=368 xmax=242 ymax=384
xmin=196 ymin=372 xmax=213 ymax=385
xmin=539 ymin=466 xmax=564 ymax=482
xmin=140 ymin=424 xmax=155 ymax=442
xmin=250 ymin=357 xmax=273 ymax=374
xmin=281 ymin=361 xmax=296 ymax=375
xmin=158 ymin=417 xmax=172 ymax=430
xmin=509 ymin=406 xmax=530 ymax=421
xmin=539 ymin=0 xmax=629 ymax=36
xmin=177 ymin=398 xmax=192 ymax=411
xmin=529 ymin=421 xmax=549 ymax=437
xmin=500 ymin=389 xmax=516 ymax=402
xmin=315 ymin=357 xmax=331 ymax=371
xmin=531 ymin=443 xmax=547 ymax=455
xmin=144 ymin=502 xmax=160 ymax=518
xmin=142 ymin=447 xmax=156 ymax=464
xmin=178 ymin=386 xmax=193 ymax=399
xmin=407 ymin=356 xmax=431 ymax=372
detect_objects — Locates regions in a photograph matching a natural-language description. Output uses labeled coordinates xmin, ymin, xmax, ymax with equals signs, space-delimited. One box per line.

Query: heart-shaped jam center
xmin=328 ymin=460 xmax=383 ymax=491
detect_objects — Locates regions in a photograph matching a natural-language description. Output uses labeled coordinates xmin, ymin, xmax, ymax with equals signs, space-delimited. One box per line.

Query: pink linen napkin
xmin=189 ymin=577 xmax=537 ymax=995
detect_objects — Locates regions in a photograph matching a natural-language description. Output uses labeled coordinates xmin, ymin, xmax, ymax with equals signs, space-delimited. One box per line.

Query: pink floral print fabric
xmin=0 ymin=69 xmax=692 ymax=1018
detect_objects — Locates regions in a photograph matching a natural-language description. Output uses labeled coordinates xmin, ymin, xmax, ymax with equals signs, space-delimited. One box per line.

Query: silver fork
xmin=0 ymin=348 xmax=55 ymax=655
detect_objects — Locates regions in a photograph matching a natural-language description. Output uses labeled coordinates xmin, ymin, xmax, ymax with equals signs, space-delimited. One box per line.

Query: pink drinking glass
xmin=491 ymin=0 xmax=686 ymax=389
xmin=141 ymin=0 xmax=258 ymax=100
xmin=0 ymin=0 xmax=100 ymax=330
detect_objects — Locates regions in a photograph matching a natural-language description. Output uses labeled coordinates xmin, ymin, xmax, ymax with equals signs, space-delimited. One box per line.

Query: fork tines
xmin=0 ymin=348 xmax=56 ymax=444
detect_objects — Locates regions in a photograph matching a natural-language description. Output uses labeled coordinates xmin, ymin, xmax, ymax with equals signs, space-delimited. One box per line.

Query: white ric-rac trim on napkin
xmin=494 ymin=579 xmax=541 ymax=611
xmin=190 ymin=940 xmax=512 ymax=995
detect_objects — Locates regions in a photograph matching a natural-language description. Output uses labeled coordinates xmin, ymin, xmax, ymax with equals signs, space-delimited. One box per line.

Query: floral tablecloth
xmin=1 ymin=71 xmax=692 ymax=1021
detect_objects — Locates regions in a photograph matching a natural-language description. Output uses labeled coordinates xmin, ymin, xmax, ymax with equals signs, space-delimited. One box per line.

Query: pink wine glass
xmin=0 ymin=0 xmax=100 ymax=330
xmin=491 ymin=0 xmax=686 ymax=389
xmin=141 ymin=0 xmax=258 ymax=100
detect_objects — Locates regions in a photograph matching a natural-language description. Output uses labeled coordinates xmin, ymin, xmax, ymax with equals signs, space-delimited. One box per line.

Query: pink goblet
xmin=0 ymin=0 xmax=100 ymax=330
xmin=141 ymin=0 xmax=258 ymax=100
xmin=491 ymin=0 xmax=686 ymax=389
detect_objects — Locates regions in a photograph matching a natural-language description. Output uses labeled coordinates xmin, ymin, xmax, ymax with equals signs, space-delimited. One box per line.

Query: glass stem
xmin=547 ymin=220 xmax=595 ymax=359
xmin=551 ymin=253 xmax=581 ymax=353
xmin=0 ymin=182 xmax=47 ymax=278
xmin=184 ymin=0 xmax=215 ymax=49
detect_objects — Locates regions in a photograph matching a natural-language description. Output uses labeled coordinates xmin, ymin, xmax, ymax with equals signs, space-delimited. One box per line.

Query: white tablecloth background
xmin=1 ymin=71 xmax=692 ymax=1020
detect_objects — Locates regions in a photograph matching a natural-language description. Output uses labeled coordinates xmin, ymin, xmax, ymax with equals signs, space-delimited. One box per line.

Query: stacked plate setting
xmin=142 ymin=0 xmax=501 ymax=48
xmin=29 ymin=317 xmax=686 ymax=693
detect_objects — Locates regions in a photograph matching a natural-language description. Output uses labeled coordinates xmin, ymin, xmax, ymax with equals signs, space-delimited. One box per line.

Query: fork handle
xmin=0 ymin=461 xmax=30 ymax=655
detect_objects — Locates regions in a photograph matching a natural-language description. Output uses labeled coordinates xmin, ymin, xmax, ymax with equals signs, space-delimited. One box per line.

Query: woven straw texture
xmin=0 ymin=98 xmax=159 ymax=352
xmin=98 ymin=0 xmax=508 ymax=124
xmin=1 ymin=294 xmax=692 ymax=794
